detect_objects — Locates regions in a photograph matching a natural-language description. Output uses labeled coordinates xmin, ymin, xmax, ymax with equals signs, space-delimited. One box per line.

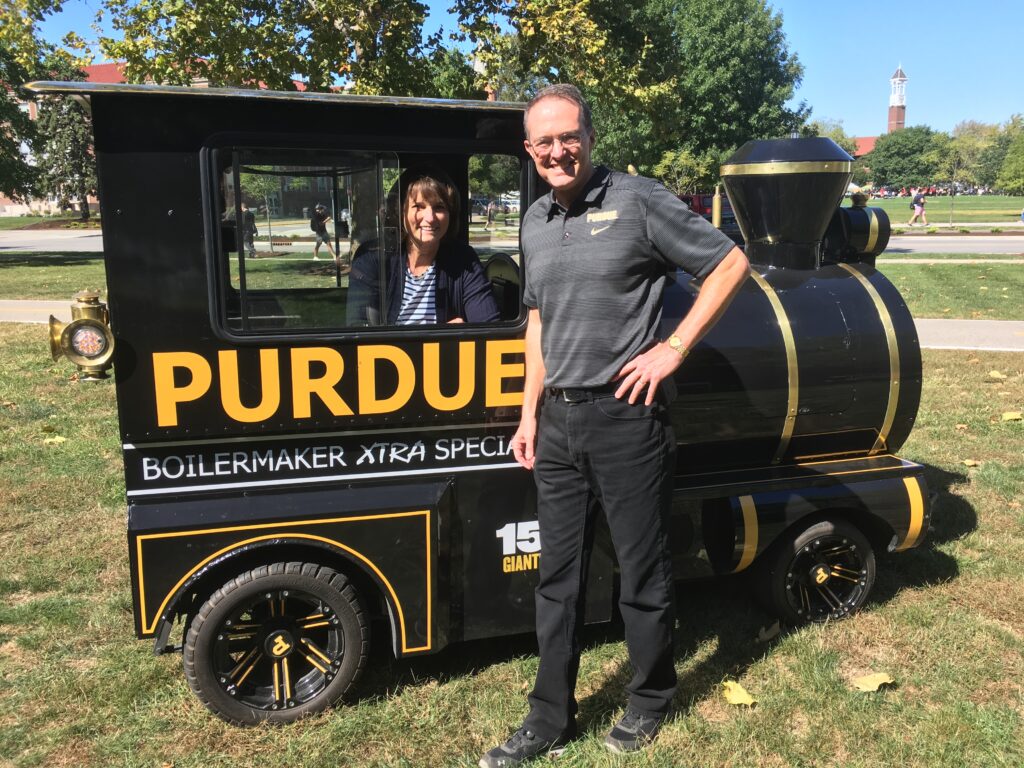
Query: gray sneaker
xmin=603 ymin=707 xmax=667 ymax=753
xmin=479 ymin=727 xmax=571 ymax=767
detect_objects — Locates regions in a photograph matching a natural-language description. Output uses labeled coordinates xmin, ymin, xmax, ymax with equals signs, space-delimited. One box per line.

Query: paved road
xmin=0 ymin=229 xmax=105 ymax=253
xmin=886 ymin=234 xmax=1024 ymax=255
xmin=0 ymin=299 xmax=71 ymax=323
xmin=914 ymin=319 xmax=1024 ymax=352
xmin=3 ymin=227 xmax=1021 ymax=256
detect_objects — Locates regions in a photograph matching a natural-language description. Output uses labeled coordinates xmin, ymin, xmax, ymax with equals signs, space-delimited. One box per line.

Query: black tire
xmin=183 ymin=562 xmax=368 ymax=726
xmin=756 ymin=518 xmax=876 ymax=625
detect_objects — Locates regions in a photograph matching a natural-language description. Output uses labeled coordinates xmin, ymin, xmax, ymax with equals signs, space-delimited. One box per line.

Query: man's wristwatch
xmin=667 ymin=334 xmax=689 ymax=359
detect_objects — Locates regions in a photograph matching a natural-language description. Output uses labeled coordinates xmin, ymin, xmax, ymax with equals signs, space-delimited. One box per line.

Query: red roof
xmin=84 ymin=63 xmax=127 ymax=83
xmin=853 ymin=136 xmax=877 ymax=158
xmin=83 ymin=61 xmax=308 ymax=91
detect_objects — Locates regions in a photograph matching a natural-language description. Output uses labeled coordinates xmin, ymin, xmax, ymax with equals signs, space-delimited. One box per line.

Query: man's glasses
xmin=528 ymin=132 xmax=583 ymax=156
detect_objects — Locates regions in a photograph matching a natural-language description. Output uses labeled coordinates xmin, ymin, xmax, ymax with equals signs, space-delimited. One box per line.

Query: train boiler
xmin=32 ymin=80 xmax=928 ymax=726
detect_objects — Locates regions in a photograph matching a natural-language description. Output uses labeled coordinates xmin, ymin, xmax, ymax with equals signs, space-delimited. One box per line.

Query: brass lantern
xmin=48 ymin=290 xmax=115 ymax=381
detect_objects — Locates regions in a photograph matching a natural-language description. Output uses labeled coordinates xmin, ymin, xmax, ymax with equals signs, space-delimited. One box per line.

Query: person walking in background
xmin=240 ymin=202 xmax=257 ymax=258
xmin=907 ymin=188 xmax=927 ymax=226
xmin=310 ymin=203 xmax=338 ymax=262
xmin=484 ymin=199 xmax=498 ymax=231
xmin=480 ymin=83 xmax=749 ymax=767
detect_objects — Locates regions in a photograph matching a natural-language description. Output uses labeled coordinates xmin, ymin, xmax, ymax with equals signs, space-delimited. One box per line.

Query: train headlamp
xmin=49 ymin=290 xmax=115 ymax=381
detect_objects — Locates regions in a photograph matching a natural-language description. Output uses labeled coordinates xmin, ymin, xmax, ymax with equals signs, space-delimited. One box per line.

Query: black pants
xmin=523 ymin=391 xmax=677 ymax=740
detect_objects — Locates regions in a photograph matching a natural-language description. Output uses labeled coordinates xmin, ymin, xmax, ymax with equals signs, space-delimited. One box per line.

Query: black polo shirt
xmin=521 ymin=166 xmax=735 ymax=389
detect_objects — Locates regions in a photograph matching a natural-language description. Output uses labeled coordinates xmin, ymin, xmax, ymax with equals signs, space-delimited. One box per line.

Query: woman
xmin=907 ymin=188 xmax=927 ymax=227
xmin=348 ymin=166 xmax=500 ymax=326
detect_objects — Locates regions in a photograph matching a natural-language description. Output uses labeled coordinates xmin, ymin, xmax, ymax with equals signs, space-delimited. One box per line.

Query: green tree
xmin=34 ymin=54 xmax=97 ymax=219
xmin=651 ymin=148 xmax=725 ymax=194
xmin=0 ymin=44 xmax=38 ymax=201
xmin=469 ymin=154 xmax=519 ymax=200
xmin=976 ymin=115 xmax=1023 ymax=188
xmin=458 ymin=0 xmax=805 ymax=172
xmin=995 ymin=131 xmax=1024 ymax=196
xmin=863 ymin=125 xmax=937 ymax=188
xmin=663 ymin=0 xmax=805 ymax=160
xmin=0 ymin=0 xmax=70 ymax=71
xmin=240 ymin=171 xmax=280 ymax=253
xmin=99 ymin=0 xmax=436 ymax=93
xmin=925 ymin=130 xmax=988 ymax=224
xmin=424 ymin=47 xmax=486 ymax=100
xmin=801 ymin=118 xmax=857 ymax=156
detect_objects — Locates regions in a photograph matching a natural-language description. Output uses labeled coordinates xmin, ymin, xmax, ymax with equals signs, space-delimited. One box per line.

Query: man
xmin=240 ymin=202 xmax=257 ymax=259
xmin=480 ymin=84 xmax=749 ymax=767
xmin=310 ymin=203 xmax=338 ymax=263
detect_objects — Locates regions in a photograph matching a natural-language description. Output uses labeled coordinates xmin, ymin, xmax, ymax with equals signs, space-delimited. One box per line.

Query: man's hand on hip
xmin=614 ymin=342 xmax=685 ymax=405
xmin=511 ymin=414 xmax=539 ymax=470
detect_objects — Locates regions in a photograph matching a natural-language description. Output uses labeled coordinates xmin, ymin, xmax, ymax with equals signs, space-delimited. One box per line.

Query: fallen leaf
xmin=41 ymin=424 xmax=56 ymax=433
xmin=722 ymin=681 xmax=756 ymax=707
xmin=756 ymin=621 xmax=781 ymax=643
xmin=967 ymin=358 xmax=980 ymax=364
xmin=942 ymin=308 xmax=951 ymax=313
xmin=852 ymin=673 xmax=895 ymax=692
xmin=989 ymin=371 xmax=1007 ymax=380
xmin=1 ymin=400 xmax=14 ymax=409
xmin=43 ymin=436 xmax=67 ymax=445
xmin=977 ymin=275 xmax=987 ymax=280
xmin=979 ymin=286 xmax=989 ymax=291
xmin=1001 ymin=412 xmax=1023 ymax=422
xmin=955 ymin=424 xmax=968 ymax=431
xmin=963 ymin=459 xmax=981 ymax=467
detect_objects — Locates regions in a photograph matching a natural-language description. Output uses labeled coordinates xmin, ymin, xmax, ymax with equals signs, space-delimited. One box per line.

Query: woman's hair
xmin=398 ymin=165 xmax=461 ymax=242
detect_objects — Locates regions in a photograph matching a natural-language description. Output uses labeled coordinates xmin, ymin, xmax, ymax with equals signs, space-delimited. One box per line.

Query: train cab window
xmin=469 ymin=153 xmax=522 ymax=323
xmin=213 ymin=148 xmax=523 ymax=335
xmin=214 ymin=148 xmax=401 ymax=334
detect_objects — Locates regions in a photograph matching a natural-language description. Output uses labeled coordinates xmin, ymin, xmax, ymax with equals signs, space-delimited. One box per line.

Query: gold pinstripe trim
xmin=895 ymin=477 xmax=925 ymax=551
xmin=136 ymin=510 xmax=432 ymax=652
xmin=837 ymin=263 xmax=900 ymax=453
xmin=733 ymin=495 xmax=759 ymax=573
xmin=721 ymin=160 xmax=852 ymax=176
xmin=864 ymin=209 xmax=879 ymax=254
xmin=750 ymin=271 xmax=799 ymax=463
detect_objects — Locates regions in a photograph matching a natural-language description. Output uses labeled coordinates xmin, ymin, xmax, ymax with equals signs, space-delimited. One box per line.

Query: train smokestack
xmin=721 ymin=138 xmax=853 ymax=269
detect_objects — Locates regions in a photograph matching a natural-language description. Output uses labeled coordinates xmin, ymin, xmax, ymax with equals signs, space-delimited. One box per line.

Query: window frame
xmin=200 ymin=135 xmax=531 ymax=343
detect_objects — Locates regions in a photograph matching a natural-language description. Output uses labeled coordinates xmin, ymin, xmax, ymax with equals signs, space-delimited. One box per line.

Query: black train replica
xmin=34 ymin=81 xmax=928 ymax=726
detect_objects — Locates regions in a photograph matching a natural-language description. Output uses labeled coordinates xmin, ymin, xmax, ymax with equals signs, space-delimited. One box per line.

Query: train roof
xmin=24 ymin=80 xmax=525 ymax=115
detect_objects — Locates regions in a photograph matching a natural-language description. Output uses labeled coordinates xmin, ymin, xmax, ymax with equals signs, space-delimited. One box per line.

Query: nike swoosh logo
xmin=591 ymin=225 xmax=611 ymax=236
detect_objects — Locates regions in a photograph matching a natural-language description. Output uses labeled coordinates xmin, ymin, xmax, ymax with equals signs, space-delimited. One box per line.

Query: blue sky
xmin=37 ymin=0 xmax=1024 ymax=138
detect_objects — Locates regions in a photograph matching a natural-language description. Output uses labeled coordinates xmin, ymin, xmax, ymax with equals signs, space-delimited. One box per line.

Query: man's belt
xmin=547 ymin=383 xmax=619 ymax=403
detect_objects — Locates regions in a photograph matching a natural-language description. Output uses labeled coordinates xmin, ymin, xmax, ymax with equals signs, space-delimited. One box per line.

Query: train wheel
xmin=183 ymin=562 xmax=368 ymax=725
xmin=758 ymin=518 xmax=876 ymax=624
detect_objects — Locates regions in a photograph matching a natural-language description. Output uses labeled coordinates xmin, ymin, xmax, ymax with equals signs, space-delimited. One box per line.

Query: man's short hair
xmin=524 ymin=83 xmax=594 ymax=137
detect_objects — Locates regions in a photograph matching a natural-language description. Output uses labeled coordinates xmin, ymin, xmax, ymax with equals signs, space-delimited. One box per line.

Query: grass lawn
xmin=0 ymin=217 xmax=49 ymax=231
xmin=852 ymin=194 xmax=1024 ymax=225
xmin=880 ymin=263 xmax=1024 ymax=320
xmin=0 ymin=216 xmax=100 ymax=231
xmin=1 ymin=325 xmax=1021 ymax=767
xmin=878 ymin=253 xmax=1024 ymax=261
xmin=0 ymin=252 xmax=107 ymax=300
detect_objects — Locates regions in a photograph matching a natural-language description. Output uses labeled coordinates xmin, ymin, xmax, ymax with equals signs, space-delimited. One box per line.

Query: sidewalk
xmin=5 ymin=300 xmax=1023 ymax=351
xmin=914 ymin=319 xmax=1024 ymax=352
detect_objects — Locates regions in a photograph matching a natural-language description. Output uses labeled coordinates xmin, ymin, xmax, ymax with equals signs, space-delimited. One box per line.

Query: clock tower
xmin=888 ymin=65 xmax=908 ymax=133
